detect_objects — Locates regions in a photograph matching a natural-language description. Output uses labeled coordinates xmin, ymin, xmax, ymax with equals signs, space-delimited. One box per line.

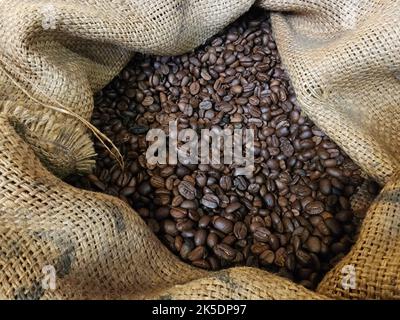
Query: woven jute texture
xmin=0 ymin=0 xmax=399 ymax=299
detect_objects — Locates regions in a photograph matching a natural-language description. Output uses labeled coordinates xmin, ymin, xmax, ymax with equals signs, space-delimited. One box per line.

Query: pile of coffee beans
xmin=66 ymin=9 xmax=379 ymax=289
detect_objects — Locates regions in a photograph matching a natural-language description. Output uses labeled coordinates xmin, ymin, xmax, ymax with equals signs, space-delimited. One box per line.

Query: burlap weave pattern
xmin=0 ymin=0 xmax=399 ymax=299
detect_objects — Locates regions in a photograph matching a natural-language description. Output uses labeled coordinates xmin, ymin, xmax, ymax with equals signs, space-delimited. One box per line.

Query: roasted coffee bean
xmin=214 ymin=217 xmax=234 ymax=234
xmin=178 ymin=181 xmax=196 ymax=200
xmin=319 ymin=178 xmax=332 ymax=195
xmin=170 ymin=207 xmax=187 ymax=219
xmin=336 ymin=210 xmax=352 ymax=222
xmin=219 ymin=176 xmax=232 ymax=191
xmin=296 ymin=250 xmax=312 ymax=266
xmin=198 ymin=215 xmax=211 ymax=228
xmin=163 ymin=220 xmax=178 ymax=236
xmin=306 ymin=236 xmax=321 ymax=253
xmin=194 ymin=229 xmax=208 ymax=246
xmin=225 ymin=202 xmax=241 ymax=213
xmin=253 ymin=227 xmax=271 ymax=242
xmin=326 ymin=167 xmax=343 ymax=179
xmin=69 ymin=9 xmax=369 ymax=291
xmin=325 ymin=218 xmax=342 ymax=236
xmin=213 ymin=243 xmax=237 ymax=261
xmin=187 ymin=246 xmax=206 ymax=261
xmin=207 ymin=232 xmax=219 ymax=248
xmin=233 ymin=222 xmax=247 ymax=240
xmin=274 ymin=247 xmax=287 ymax=267
xmin=201 ymin=193 xmax=220 ymax=209
xmin=259 ymin=250 xmax=275 ymax=265
xmin=263 ymin=193 xmax=275 ymax=208
xmin=305 ymin=201 xmax=325 ymax=215
xmin=180 ymin=239 xmax=194 ymax=259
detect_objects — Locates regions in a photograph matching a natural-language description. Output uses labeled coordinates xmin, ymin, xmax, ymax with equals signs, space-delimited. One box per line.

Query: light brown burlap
xmin=0 ymin=0 xmax=399 ymax=299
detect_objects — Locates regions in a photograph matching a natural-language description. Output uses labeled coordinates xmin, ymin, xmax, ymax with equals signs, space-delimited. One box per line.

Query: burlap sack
xmin=0 ymin=0 xmax=399 ymax=299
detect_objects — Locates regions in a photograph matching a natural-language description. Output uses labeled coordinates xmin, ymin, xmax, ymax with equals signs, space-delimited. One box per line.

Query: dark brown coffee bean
xmin=194 ymin=229 xmax=208 ymax=246
xmin=323 ymin=159 xmax=337 ymax=167
xmin=233 ymin=222 xmax=247 ymax=240
xmin=305 ymin=201 xmax=325 ymax=215
xmin=306 ymin=236 xmax=321 ymax=253
xmin=188 ymin=246 xmax=206 ymax=261
xmin=155 ymin=207 xmax=170 ymax=220
xmin=336 ymin=210 xmax=352 ymax=222
xmin=198 ymin=215 xmax=211 ymax=228
xmin=180 ymin=239 xmax=194 ymax=259
xmin=120 ymin=186 xmax=136 ymax=197
xmin=213 ymin=243 xmax=237 ymax=261
xmin=253 ymin=227 xmax=271 ymax=242
xmin=296 ymin=250 xmax=312 ymax=266
xmin=170 ymin=207 xmax=187 ymax=219
xmin=325 ymin=218 xmax=342 ymax=236
xmin=214 ymin=217 xmax=234 ymax=234
xmin=163 ymin=220 xmax=178 ymax=236
xmin=189 ymin=82 xmax=200 ymax=95
xmin=219 ymin=176 xmax=232 ymax=190
xmin=268 ymin=234 xmax=280 ymax=251
xmin=180 ymin=200 xmax=197 ymax=210
xmin=319 ymin=178 xmax=332 ymax=195
xmin=178 ymin=181 xmax=196 ymax=200
xmin=206 ymin=232 xmax=219 ymax=248
xmin=326 ymin=167 xmax=343 ymax=179
xmin=263 ymin=193 xmax=275 ymax=208
xmin=225 ymin=202 xmax=241 ymax=213
xmin=201 ymin=193 xmax=220 ymax=209
xmin=259 ymin=250 xmax=275 ymax=265
xmin=274 ymin=247 xmax=287 ymax=267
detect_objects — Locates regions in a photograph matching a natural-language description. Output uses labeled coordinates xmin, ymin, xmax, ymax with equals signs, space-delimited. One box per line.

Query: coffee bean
xmin=195 ymin=172 xmax=207 ymax=187
xmin=187 ymin=246 xmax=206 ymax=261
xmin=259 ymin=250 xmax=275 ymax=265
xmin=180 ymin=239 xmax=194 ymax=259
xmin=189 ymin=82 xmax=200 ymax=95
xmin=163 ymin=220 xmax=178 ymax=236
xmin=326 ymin=167 xmax=343 ymax=179
xmin=178 ymin=181 xmax=196 ymax=200
xmin=296 ymin=250 xmax=312 ymax=266
xmin=219 ymin=176 xmax=232 ymax=191
xmin=336 ymin=210 xmax=352 ymax=222
xmin=213 ymin=243 xmax=237 ymax=261
xmin=170 ymin=207 xmax=187 ymax=219
xmin=319 ymin=178 xmax=332 ymax=195
xmin=214 ymin=217 xmax=234 ymax=234
xmin=199 ymin=100 xmax=213 ymax=110
xmin=194 ymin=229 xmax=208 ymax=246
xmin=306 ymin=236 xmax=321 ymax=253
xmin=325 ymin=218 xmax=342 ymax=236
xmin=305 ymin=201 xmax=325 ymax=215
xmin=207 ymin=232 xmax=219 ymax=248
xmin=263 ymin=193 xmax=275 ymax=208
xmin=253 ymin=227 xmax=271 ymax=242
xmin=225 ymin=202 xmax=241 ymax=214
xmin=274 ymin=247 xmax=287 ymax=267
xmin=142 ymin=96 xmax=154 ymax=107
xmin=233 ymin=222 xmax=247 ymax=240
xmin=201 ymin=193 xmax=220 ymax=209
xmin=198 ymin=215 xmax=211 ymax=228
xmin=155 ymin=207 xmax=170 ymax=220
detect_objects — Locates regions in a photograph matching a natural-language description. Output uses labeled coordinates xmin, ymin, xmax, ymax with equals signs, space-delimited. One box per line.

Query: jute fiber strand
xmin=0 ymin=0 xmax=399 ymax=300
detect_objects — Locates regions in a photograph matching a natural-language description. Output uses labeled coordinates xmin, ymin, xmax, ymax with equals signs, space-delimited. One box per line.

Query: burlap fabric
xmin=0 ymin=0 xmax=399 ymax=299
